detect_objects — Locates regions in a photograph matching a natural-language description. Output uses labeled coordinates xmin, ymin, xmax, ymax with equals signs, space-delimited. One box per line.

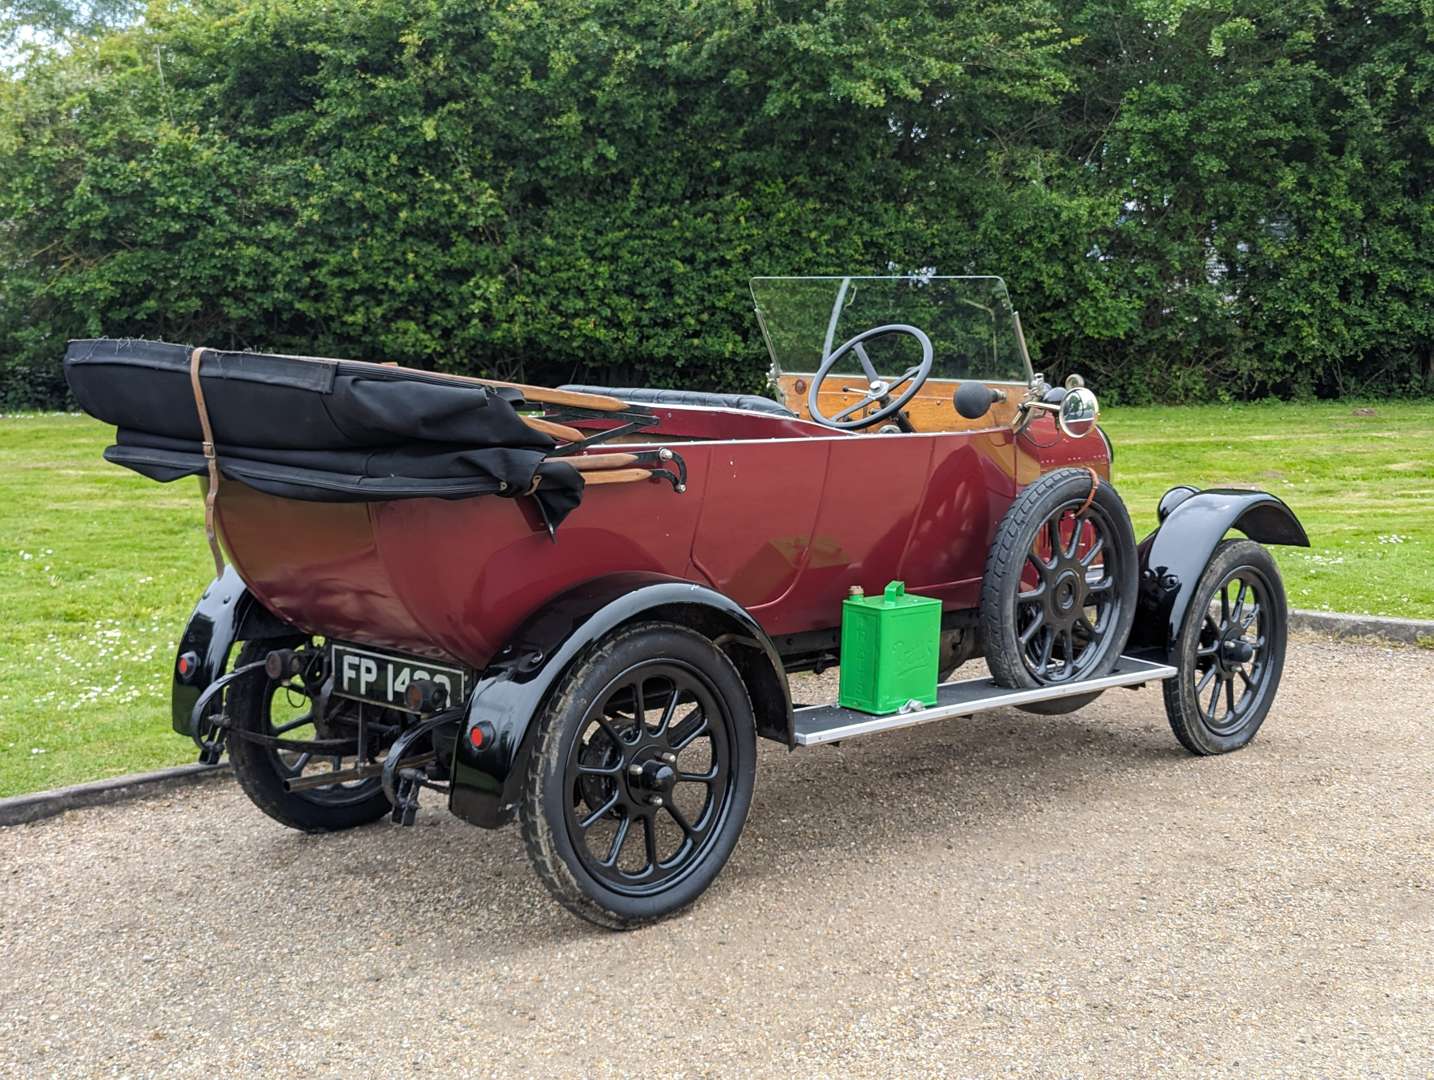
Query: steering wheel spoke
xmin=852 ymin=342 xmax=881 ymax=382
xmin=888 ymin=364 xmax=924 ymax=391
xmin=831 ymin=394 xmax=881 ymax=423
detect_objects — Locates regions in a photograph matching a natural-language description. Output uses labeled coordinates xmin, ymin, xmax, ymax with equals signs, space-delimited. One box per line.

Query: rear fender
xmin=1127 ymin=488 xmax=1309 ymax=661
xmin=448 ymin=572 xmax=790 ymax=829
xmin=170 ymin=566 xmax=295 ymax=735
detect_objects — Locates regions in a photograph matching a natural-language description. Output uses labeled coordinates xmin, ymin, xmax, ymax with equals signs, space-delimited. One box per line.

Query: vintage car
xmin=64 ymin=275 xmax=1308 ymax=928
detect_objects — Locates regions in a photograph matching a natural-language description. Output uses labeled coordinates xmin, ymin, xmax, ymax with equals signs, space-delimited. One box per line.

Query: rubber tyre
xmin=521 ymin=622 xmax=756 ymax=930
xmin=227 ymin=640 xmax=393 ymax=833
xmin=1163 ymin=539 xmax=1288 ymax=755
xmin=981 ymin=469 xmax=1139 ymax=690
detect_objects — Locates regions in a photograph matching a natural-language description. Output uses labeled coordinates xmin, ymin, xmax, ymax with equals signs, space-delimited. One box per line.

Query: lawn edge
xmin=1290 ymin=609 xmax=1434 ymax=645
xmin=0 ymin=762 xmax=229 ymax=827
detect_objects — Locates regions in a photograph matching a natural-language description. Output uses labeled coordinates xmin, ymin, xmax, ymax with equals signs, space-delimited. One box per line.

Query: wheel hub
xmin=632 ymin=756 xmax=677 ymax=796
xmin=1210 ymin=621 xmax=1259 ymax=677
xmin=1044 ymin=563 xmax=1088 ymax=631
xmin=1053 ymin=571 xmax=1081 ymax=614
xmin=1221 ymin=638 xmax=1255 ymax=666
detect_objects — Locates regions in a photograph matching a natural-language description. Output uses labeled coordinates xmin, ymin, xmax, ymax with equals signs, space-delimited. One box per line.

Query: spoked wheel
xmin=227 ymin=638 xmax=394 ymax=832
xmin=1164 ymin=539 xmax=1288 ymax=754
xmin=981 ymin=469 xmax=1139 ymax=703
xmin=522 ymin=622 xmax=755 ymax=929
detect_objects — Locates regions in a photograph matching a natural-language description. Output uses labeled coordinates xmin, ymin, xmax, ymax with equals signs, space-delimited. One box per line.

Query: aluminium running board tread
xmin=792 ymin=655 xmax=1177 ymax=747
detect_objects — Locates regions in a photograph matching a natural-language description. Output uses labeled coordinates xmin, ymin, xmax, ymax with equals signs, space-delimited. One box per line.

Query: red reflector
xmin=468 ymin=725 xmax=485 ymax=750
xmin=177 ymin=656 xmax=190 ymax=675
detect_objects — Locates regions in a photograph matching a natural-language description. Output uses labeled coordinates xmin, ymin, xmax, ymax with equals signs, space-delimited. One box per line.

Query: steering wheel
xmin=806 ymin=324 xmax=934 ymax=430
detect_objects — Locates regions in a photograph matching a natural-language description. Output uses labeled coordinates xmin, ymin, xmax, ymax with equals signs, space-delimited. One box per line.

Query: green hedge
xmin=2 ymin=0 xmax=1432 ymax=409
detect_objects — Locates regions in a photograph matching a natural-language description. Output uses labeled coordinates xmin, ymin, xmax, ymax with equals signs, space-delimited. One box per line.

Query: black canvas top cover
xmin=63 ymin=338 xmax=584 ymax=526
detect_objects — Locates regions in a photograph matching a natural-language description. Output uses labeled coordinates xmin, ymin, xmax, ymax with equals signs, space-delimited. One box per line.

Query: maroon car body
xmin=219 ymin=404 xmax=1105 ymax=669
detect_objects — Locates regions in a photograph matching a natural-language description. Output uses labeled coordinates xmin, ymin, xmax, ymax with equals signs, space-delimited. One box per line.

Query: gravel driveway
xmin=2 ymin=637 xmax=1431 ymax=1078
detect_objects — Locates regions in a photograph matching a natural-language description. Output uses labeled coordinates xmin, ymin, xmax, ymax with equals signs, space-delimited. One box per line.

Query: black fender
xmin=1128 ymin=487 xmax=1309 ymax=661
xmin=448 ymin=572 xmax=791 ymax=829
xmin=170 ymin=566 xmax=295 ymax=736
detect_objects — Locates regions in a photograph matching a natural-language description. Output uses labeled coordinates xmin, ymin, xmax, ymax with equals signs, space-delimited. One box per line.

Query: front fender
xmin=170 ymin=566 xmax=294 ymax=736
xmin=1128 ymin=488 xmax=1309 ymax=661
xmin=448 ymin=572 xmax=789 ymax=829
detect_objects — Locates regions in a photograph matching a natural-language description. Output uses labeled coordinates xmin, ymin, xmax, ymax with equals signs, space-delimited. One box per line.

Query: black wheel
xmin=1163 ymin=539 xmax=1288 ymax=755
xmin=981 ymin=468 xmax=1138 ymax=691
xmin=227 ymin=639 xmax=393 ymax=832
xmin=521 ymin=622 xmax=756 ymax=930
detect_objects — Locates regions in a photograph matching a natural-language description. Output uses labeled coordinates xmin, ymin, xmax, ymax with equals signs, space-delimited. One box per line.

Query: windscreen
xmin=750 ymin=275 xmax=1031 ymax=384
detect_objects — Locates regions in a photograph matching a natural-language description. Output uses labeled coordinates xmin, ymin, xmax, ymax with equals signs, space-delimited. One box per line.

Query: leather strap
xmin=189 ymin=347 xmax=226 ymax=578
xmin=1075 ymin=466 xmax=1101 ymax=518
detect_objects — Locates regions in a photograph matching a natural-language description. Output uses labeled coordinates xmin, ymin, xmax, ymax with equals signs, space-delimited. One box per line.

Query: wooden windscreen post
xmin=566 ymin=453 xmax=641 ymax=472
xmin=368 ymin=359 xmax=631 ymax=413
xmin=581 ymin=468 xmax=654 ymax=486
xmin=523 ymin=415 xmax=585 ymax=443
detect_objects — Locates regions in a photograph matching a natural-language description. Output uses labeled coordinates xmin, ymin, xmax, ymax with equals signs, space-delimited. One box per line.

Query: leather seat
xmin=559 ymin=385 xmax=796 ymax=418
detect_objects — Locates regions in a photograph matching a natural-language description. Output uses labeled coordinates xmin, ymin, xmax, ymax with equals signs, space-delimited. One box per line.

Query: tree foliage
xmin=2 ymin=0 xmax=138 ymax=46
xmin=1 ymin=0 xmax=1431 ymax=408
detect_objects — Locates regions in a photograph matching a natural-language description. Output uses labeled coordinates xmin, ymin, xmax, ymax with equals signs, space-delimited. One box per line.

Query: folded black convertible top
xmin=64 ymin=338 xmax=584 ymax=526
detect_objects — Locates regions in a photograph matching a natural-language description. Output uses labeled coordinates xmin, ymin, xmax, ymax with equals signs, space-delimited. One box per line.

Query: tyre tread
xmin=519 ymin=628 xmax=650 ymax=930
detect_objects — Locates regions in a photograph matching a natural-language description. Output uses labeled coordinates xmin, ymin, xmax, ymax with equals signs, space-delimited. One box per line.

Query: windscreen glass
xmin=750 ymin=275 xmax=1031 ymax=384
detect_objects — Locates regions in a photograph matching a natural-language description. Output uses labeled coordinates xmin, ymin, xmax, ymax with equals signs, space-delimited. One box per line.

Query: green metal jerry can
xmin=837 ymin=580 xmax=941 ymax=715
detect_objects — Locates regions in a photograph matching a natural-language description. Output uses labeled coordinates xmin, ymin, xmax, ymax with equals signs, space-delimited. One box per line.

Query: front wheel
xmin=981 ymin=468 xmax=1139 ymax=691
xmin=521 ymin=622 xmax=756 ymax=930
xmin=1163 ymin=539 xmax=1288 ymax=755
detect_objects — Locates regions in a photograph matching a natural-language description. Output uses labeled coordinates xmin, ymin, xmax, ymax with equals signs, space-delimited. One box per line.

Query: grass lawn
xmin=1 ymin=402 xmax=1431 ymax=798
xmin=1102 ymin=400 xmax=1434 ymax=619
xmin=1 ymin=414 xmax=214 ymax=798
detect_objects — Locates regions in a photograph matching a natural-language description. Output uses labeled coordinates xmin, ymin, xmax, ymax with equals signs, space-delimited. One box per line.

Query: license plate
xmin=331 ymin=643 xmax=470 ymax=712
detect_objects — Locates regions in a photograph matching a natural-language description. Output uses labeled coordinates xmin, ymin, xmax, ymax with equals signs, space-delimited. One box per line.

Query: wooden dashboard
xmin=775 ymin=374 xmax=1025 ymax=432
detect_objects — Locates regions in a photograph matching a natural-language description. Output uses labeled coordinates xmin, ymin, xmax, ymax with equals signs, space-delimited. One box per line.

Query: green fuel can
xmin=837 ymin=580 xmax=942 ymax=715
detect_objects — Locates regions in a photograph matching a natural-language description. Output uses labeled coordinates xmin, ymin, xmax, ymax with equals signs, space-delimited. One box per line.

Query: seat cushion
xmin=559 ymin=385 xmax=796 ymax=418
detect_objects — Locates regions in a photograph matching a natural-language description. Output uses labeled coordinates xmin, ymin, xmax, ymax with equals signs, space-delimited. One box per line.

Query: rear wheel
xmin=1163 ymin=540 xmax=1287 ymax=755
xmin=227 ymin=639 xmax=393 ymax=832
xmin=521 ymin=622 xmax=756 ymax=930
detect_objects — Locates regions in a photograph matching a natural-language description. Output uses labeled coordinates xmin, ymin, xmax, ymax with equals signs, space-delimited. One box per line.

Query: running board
xmin=792 ymin=655 xmax=1177 ymax=747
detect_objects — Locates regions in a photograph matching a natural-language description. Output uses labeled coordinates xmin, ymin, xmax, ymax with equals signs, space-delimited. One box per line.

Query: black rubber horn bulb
xmin=954 ymin=381 xmax=998 ymax=420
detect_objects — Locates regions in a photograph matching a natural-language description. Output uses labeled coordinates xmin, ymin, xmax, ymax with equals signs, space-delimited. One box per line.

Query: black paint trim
xmin=169 ymin=566 xmax=294 ymax=737
xmin=447 ymin=574 xmax=789 ymax=829
xmin=1128 ymin=488 xmax=1309 ymax=661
